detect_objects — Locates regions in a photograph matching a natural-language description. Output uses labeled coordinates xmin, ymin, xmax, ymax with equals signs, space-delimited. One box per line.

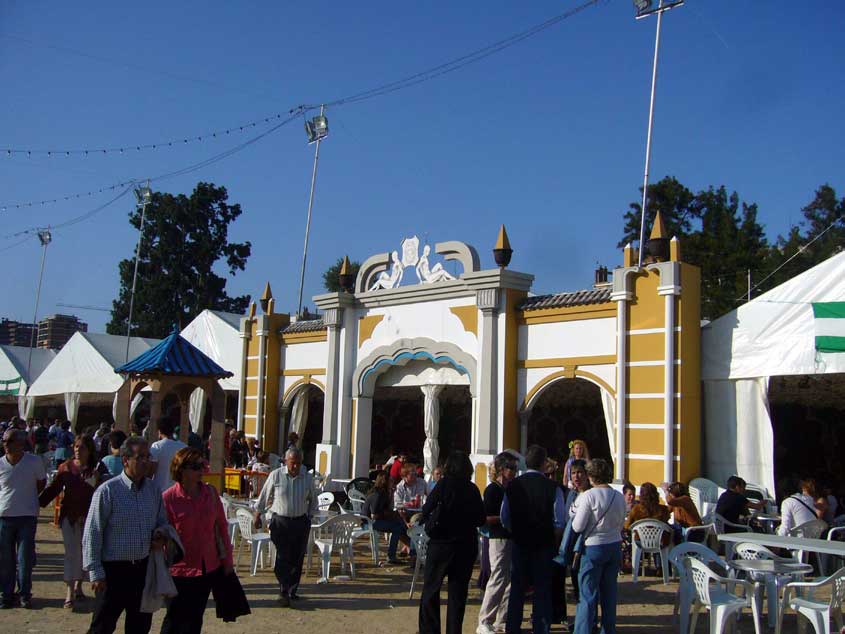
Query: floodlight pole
xmin=126 ymin=179 xmax=151 ymax=362
xmin=27 ymin=229 xmax=52 ymax=382
xmin=636 ymin=0 xmax=682 ymax=268
xmin=296 ymin=105 xmax=325 ymax=318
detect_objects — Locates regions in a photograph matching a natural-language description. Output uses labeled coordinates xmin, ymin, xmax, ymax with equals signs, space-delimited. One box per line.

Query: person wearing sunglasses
xmin=160 ymin=447 xmax=233 ymax=633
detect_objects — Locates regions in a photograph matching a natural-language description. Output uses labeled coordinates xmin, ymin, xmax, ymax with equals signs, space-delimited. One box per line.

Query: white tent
xmin=180 ymin=309 xmax=242 ymax=391
xmin=26 ymin=332 xmax=159 ymax=423
xmin=702 ymin=251 xmax=845 ymax=494
xmin=0 ymin=345 xmax=57 ymax=418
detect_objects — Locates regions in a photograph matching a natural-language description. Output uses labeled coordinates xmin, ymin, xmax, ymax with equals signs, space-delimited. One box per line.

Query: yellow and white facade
xmin=238 ymin=219 xmax=701 ymax=487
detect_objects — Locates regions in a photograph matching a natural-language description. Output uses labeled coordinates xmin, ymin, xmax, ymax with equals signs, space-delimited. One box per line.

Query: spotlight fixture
xmin=304 ymin=114 xmax=329 ymax=144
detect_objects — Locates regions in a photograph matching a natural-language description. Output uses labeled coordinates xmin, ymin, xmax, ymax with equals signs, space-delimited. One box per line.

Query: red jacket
xmin=162 ymin=482 xmax=234 ymax=577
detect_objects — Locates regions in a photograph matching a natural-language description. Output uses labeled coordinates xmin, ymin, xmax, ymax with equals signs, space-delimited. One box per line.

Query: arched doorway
xmin=524 ymin=377 xmax=613 ymax=468
xmin=281 ymin=383 xmax=325 ymax=470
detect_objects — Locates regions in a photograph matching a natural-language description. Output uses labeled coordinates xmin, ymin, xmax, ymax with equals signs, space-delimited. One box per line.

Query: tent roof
xmin=0 ymin=346 xmax=56 ymax=394
xmin=26 ymin=332 xmax=159 ymax=396
xmin=702 ymin=251 xmax=845 ymax=380
xmin=180 ymin=310 xmax=242 ymax=390
xmin=115 ymin=328 xmax=233 ymax=379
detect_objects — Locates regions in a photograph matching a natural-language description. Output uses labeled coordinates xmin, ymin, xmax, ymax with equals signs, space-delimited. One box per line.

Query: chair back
xmin=685 ymin=557 xmax=720 ymax=607
xmin=235 ymin=508 xmax=255 ymax=540
xmin=318 ymin=491 xmax=335 ymax=511
xmin=669 ymin=542 xmax=727 ymax=576
xmin=828 ymin=567 xmax=845 ymax=612
xmin=320 ymin=514 xmax=361 ymax=548
xmin=789 ymin=518 xmax=828 ymax=540
xmin=689 ymin=486 xmax=703 ymax=516
xmin=630 ymin=519 xmax=672 ymax=551
xmin=734 ymin=542 xmax=779 ymax=561
xmin=827 ymin=526 xmax=845 ymax=542
xmin=408 ymin=525 xmax=430 ymax=562
xmin=346 ymin=477 xmax=374 ymax=496
xmin=714 ymin=513 xmax=749 ymax=535
xmin=689 ymin=478 xmax=720 ymax=504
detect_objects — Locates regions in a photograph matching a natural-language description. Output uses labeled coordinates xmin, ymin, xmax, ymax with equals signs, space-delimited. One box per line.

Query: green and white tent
xmin=701 ymin=250 xmax=845 ymax=495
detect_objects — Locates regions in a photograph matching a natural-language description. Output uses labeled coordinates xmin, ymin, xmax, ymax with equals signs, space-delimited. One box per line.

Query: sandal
xmin=63 ymin=600 xmax=74 ymax=610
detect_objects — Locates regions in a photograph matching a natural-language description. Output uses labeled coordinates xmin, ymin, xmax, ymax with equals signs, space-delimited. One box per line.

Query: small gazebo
xmin=113 ymin=327 xmax=234 ymax=480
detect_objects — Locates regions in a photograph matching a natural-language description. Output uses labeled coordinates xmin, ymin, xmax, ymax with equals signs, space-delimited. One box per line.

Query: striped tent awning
xmin=115 ymin=327 xmax=234 ymax=378
xmin=0 ymin=376 xmax=22 ymax=396
xmin=812 ymin=302 xmax=845 ymax=353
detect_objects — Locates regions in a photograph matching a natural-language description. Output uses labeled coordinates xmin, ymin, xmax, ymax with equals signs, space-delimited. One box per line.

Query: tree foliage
xmin=107 ymin=182 xmax=252 ymax=338
xmin=322 ymin=257 xmax=361 ymax=293
xmin=621 ymin=178 xmax=844 ymax=321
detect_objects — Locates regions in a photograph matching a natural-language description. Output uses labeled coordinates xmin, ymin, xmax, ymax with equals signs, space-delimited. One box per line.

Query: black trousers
xmin=552 ymin=561 xmax=568 ymax=623
xmin=88 ymin=559 xmax=152 ymax=634
xmin=418 ymin=539 xmax=477 ymax=634
xmin=161 ymin=569 xmax=218 ymax=634
xmin=269 ymin=515 xmax=310 ymax=594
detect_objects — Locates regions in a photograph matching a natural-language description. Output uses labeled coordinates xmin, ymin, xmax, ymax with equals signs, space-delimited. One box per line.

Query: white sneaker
xmin=476 ymin=624 xmax=496 ymax=634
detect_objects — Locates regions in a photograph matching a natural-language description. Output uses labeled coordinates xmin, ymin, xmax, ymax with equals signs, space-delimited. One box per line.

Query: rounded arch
xmin=522 ymin=369 xmax=615 ymax=413
xmin=352 ymin=337 xmax=477 ymax=398
xmin=281 ymin=377 xmax=326 ymax=409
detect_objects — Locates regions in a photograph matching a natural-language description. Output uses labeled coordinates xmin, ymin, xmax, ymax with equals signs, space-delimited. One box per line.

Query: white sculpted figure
xmin=369 ymin=250 xmax=404 ymax=291
xmin=416 ymin=245 xmax=455 ymax=284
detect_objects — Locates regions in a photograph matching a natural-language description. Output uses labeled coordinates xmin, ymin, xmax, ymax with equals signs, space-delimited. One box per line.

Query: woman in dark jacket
xmin=417 ymin=451 xmax=485 ymax=634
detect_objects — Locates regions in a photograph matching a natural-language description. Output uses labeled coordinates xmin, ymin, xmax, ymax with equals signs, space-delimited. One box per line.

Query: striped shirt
xmin=82 ymin=472 xmax=169 ymax=582
xmin=256 ymin=468 xmax=317 ymax=518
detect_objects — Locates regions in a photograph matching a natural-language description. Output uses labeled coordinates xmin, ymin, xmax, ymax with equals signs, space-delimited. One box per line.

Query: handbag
xmin=424 ymin=499 xmax=446 ymax=539
xmin=556 ymin=490 xmax=619 ymax=568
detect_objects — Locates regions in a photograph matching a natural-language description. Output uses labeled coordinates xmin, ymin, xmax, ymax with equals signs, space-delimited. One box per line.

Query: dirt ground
xmin=3 ymin=510 xmax=795 ymax=633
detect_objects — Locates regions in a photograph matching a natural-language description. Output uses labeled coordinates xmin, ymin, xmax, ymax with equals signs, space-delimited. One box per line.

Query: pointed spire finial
xmin=260 ymin=282 xmax=273 ymax=313
xmin=650 ymin=210 xmax=668 ymax=240
xmin=339 ymin=255 xmax=351 ymax=276
xmin=495 ymin=224 xmax=511 ymax=251
xmin=493 ymin=224 xmax=513 ymax=268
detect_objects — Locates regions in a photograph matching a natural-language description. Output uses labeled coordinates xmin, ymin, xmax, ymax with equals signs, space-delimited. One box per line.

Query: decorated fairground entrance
xmin=238 ymin=217 xmax=702 ymax=488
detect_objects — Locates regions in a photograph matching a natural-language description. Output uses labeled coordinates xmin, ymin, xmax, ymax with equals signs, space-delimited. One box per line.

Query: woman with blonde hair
xmin=563 ymin=439 xmax=590 ymax=490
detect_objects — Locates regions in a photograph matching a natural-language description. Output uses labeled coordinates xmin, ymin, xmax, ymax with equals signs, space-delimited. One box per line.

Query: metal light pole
xmin=635 ymin=0 xmax=684 ymax=268
xmin=26 ymin=228 xmax=52 ymax=380
xmin=296 ymin=106 xmax=329 ymax=317
xmin=125 ymin=180 xmax=152 ymax=362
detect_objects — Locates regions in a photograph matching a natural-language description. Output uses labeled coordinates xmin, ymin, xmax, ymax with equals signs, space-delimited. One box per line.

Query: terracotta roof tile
xmin=519 ymin=287 xmax=612 ymax=311
xmin=281 ymin=319 xmax=325 ymax=334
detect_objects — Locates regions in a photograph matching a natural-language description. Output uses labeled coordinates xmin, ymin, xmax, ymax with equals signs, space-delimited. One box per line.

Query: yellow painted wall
xmin=628 ymin=459 xmax=665 ymax=484
xmin=628 ymin=270 xmax=664 ymax=330
xmin=677 ymin=264 xmax=702 ymax=482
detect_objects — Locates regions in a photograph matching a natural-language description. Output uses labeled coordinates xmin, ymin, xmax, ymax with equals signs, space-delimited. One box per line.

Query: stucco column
xmin=611 ymin=289 xmax=631 ymax=482
xmin=519 ymin=409 xmax=531 ymax=456
xmin=321 ymin=307 xmax=343 ymax=444
xmin=420 ymin=384 xmax=444 ymax=478
xmin=254 ymin=319 xmax=269 ymax=441
xmin=352 ymin=396 xmax=373 ymax=477
xmin=237 ymin=320 xmax=251 ymax=432
xmin=476 ymin=288 xmax=500 ymax=455
xmin=659 ymin=284 xmax=680 ymax=484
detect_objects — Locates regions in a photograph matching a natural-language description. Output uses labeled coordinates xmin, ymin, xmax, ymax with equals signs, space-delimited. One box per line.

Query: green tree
xmin=107 ymin=182 xmax=252 ymax=338
xmin=322 ymin=257 xmax=361 ymax=293
xmin=618 ymin=176 xmax=697 ymax=249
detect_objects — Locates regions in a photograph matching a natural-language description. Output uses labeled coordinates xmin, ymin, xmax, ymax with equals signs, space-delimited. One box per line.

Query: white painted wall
xmin=281 ymin=340 xmax=329 ymax=370
xmin=377 ymin=359 xmax=470 ymax=388
xmin=518 ymin=318 xmax=616 ymax=360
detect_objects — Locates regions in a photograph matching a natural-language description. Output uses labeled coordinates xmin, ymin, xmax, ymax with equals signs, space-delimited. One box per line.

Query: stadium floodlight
xmin=304 ymin=113 xmax=329 ymax=144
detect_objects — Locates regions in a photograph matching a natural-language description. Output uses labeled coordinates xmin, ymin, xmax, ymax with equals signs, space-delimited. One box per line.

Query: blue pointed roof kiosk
xmin=114 ymin=326 xmax=234 ymax=486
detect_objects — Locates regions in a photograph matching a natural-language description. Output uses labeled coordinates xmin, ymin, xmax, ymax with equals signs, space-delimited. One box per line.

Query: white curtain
xmin=64 ymin=392 xmax=81 ymax=426
xmin=188 ymin=388 xmax=207 ymax=433
xmin=18 ymin=394 xmax=34 ymax=419
xmin=600 ymin=387 xmax=616 ymax=459
xmin=703 ymin=377 xmax=775 ymax=496
xmin=289 ymin=389 xmax=309 ymax=443
xmin=111 ymin=392 xmax=144 ymax=423
xmin=420 ymin=384 xmax=444 ymax=479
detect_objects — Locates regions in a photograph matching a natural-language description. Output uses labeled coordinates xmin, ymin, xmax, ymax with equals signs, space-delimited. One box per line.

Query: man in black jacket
xmin=502 ymin=445 xmax=565 ymax=634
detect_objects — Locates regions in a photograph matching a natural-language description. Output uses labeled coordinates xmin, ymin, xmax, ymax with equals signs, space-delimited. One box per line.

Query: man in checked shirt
xmin=82 ymin=436 xmax=169 ymax=634
xmin=254 ymin=445 xmax=317 ymax=607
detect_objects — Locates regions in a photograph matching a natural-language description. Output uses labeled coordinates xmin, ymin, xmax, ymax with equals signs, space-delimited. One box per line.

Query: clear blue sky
xmin=2 ymin=1 xmax=843 ymax=332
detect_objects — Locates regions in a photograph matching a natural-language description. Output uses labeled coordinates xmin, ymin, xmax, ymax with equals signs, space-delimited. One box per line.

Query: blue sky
xmin=2 ymin=1 xmax=843 ymax=332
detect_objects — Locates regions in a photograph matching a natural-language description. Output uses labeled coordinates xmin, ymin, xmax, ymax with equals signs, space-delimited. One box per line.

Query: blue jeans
xmin=575 ymin=541 xmax=622 ymax=634
xmin=0 ymin=516 xmax=37 ymax=602
xmin=372 ymin=519 xmax=407 ymax=558
xmin=506 ymin=544 xmax=554 ymax=634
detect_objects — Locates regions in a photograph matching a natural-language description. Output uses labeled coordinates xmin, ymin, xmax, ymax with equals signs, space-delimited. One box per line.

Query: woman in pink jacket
xmin=161 ymin=447 xmax=234 ymax=634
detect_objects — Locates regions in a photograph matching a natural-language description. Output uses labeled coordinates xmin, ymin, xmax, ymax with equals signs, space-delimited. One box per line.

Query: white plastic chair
xmin=349 ymin=513 xmax=379 ymax=565
xmin=687 ymin=556 xmax=762 ymax=634
xmin=234 ymin=508 xmax=273 ymax=576
xmin=317 ymin=491 xmax=335 ymax=511
xmin=777 ymin=566 xmax=845 ymax=634
xmin=734 ymin=541 xmax=813 ymax=628
xmin=313 ymin=515 xmax=360 ymax=582
xmin=685 ymin=523 xmax=717 ymax=547
xmin=669 ymin=542 xmax=729 ymax=634
xmin=690 ymin=478 xmax=720 ymax=504
xmin=819 ymin=526 xmax=845 ymax=577
xmin=714 ymin=513 xmax=752 ymax=560
xmin=630 ymin=519 xmax=672 ymax=584
xmin=347 ymin=488 xmax=366 ymax=513
xmin=408 ymin=525 xmax=429 ymax=599
xmin=788 ymin=519 xmax=829 ymax=566
xmin=221 ymin=494 xmax=252 ymax=545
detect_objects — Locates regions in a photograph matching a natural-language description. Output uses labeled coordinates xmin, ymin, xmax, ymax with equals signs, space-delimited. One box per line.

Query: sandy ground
xmin=2 ymin=510 xmax=800 ymax=633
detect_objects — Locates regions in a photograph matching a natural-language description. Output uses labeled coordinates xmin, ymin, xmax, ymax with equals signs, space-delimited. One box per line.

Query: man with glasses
xmin=0 ymin=429 xmax=47 ymax=609
xmin=83 ymin=436 xmax=169 ymax=634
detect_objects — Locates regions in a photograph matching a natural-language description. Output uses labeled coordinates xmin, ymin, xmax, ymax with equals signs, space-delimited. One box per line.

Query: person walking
xmin=254 ymin=446 xmax=317 ymax=607
xmin=503 ymin=444 xmax=566 ymax=634
xmin=53 ymin=420 xmax=75 ymax=466
xmin=571 ymin=458 xmax=626 ymax=634
xmin=148 ymin=418 xmax=186 ymax=493
xmin=418 ymin=451 xmax=485 ymax=634
xmin=0 ymin=429 xmax=47 ymax=609
xmin=39 ymin=434 xmax=109 ymax=609
xmin=161 ymin=447 xmax=234 ymax=633
xmin=82 ymin=436 xmax=169 ymax=634
xmin=477 ymin=452 xmax=518 ymax=634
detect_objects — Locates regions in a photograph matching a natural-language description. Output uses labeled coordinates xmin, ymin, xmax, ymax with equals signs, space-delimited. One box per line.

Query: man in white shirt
xmin=148 ymin=418 xmax=186 ymax=493
xmin=394 ymin=462 xmax=427 ymax=510
xmin=778 ymin=478 xmax=821 ymax=536
xmin=0 ymin=429 xmax=47 ymax=609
